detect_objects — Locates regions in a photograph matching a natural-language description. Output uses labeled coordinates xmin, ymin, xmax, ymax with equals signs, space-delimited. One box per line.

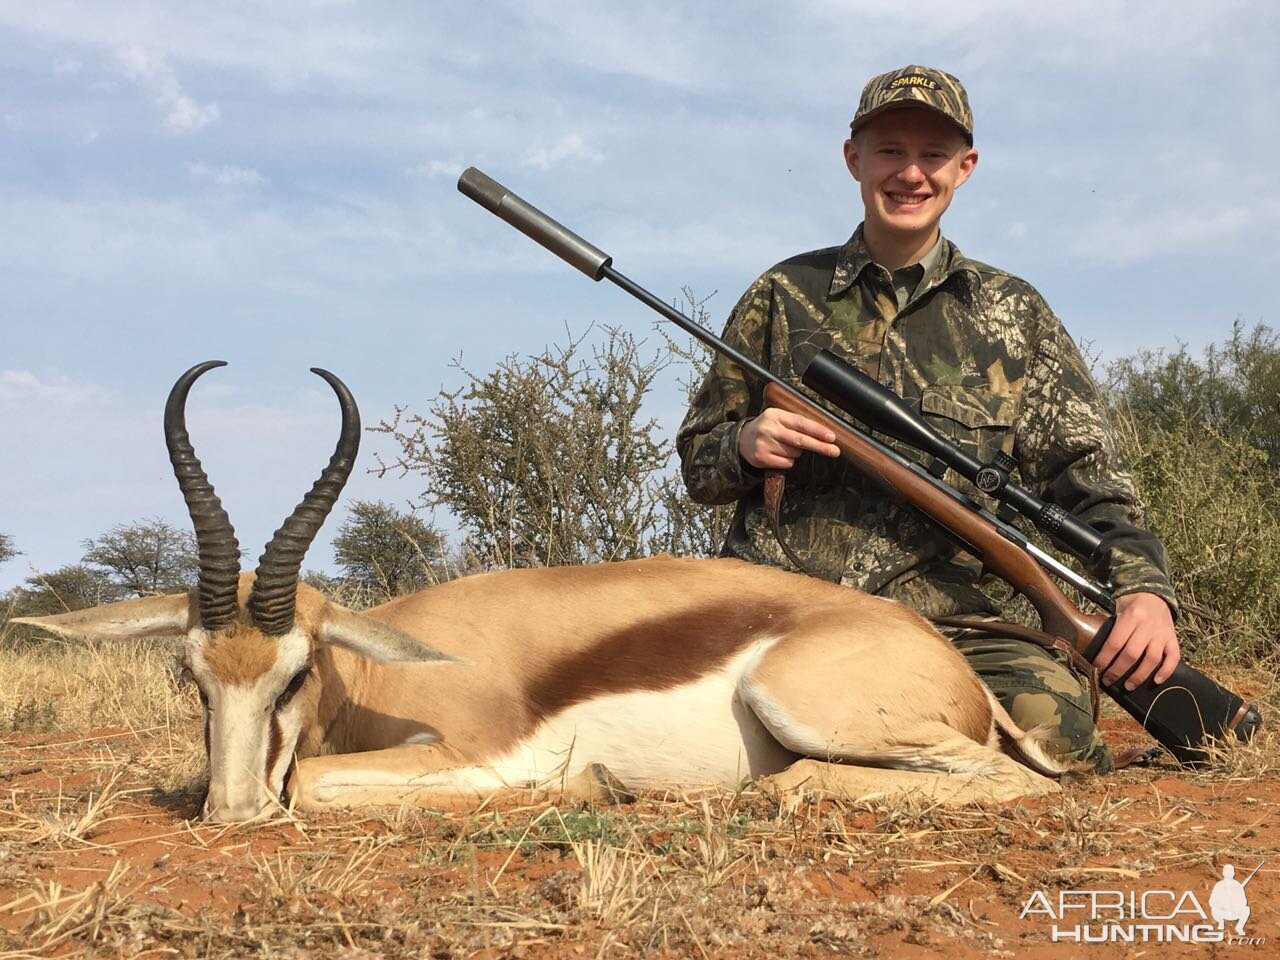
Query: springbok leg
xmin=737 ymin=616 xmax=1060 ymax=803
xmin=290 ymin=747 xmax=634 ymax=811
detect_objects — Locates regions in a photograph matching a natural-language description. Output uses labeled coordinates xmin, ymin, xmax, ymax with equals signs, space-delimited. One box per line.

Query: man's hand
xmin=739 ymin=409 xmax=841 ymax=470
xmin=1092 ymin=592 xmax=1181 ymax=690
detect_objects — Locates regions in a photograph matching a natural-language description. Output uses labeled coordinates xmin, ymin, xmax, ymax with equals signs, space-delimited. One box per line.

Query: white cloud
xmin=0 ymin=187 xmax=468 ymax=297
xmin=505 ymin=2 xmax=718 ymax=91
xmin=117 ymin=44 xmax=219 ymax=134
xmin=52 ymin=56 xmax=81 ymax=75
xmin=0 ymin=369 xmax=112 ymax=407
xmin=1070 ymin=204 xmax=1253 ymax=268
xmin=408 ymin=159 xmax=463 ymax=179
xmin=0 ymin=2 xmax=396 ymax=95
xmin=522 ymin=132 xmax=603 ymax=171
xmin=187 ymin=161 xmax=267 ymax=187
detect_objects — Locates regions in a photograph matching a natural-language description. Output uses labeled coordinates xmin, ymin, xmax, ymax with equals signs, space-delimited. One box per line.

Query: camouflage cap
xmin=850 ymin=65 xmax=973 ymax=145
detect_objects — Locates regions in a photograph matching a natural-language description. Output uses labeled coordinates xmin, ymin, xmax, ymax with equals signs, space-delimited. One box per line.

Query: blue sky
xmin=3 ymin=0 xmax=1277 ymax=590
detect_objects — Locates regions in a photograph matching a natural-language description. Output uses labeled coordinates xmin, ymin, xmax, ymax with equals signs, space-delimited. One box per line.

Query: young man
xmin=677 ymin=65 xmax=1181 ymax=770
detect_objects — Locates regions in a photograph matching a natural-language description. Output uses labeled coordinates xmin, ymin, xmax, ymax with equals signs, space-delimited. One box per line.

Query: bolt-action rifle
xmin=457 ymin=166 xmax=1262 ymax=765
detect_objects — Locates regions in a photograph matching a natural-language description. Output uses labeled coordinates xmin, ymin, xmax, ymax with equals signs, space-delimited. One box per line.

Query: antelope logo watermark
xmin=1018 ymin=860 xmax=1265 ymax=945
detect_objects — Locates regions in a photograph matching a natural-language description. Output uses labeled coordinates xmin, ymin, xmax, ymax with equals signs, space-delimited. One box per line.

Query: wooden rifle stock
xmin=765 ymin=382 xmax=1104 ymax=650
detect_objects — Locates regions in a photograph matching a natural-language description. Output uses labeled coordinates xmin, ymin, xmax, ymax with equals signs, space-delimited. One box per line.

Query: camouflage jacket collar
xmin=828 ymin=225 xmax=982 ymax=299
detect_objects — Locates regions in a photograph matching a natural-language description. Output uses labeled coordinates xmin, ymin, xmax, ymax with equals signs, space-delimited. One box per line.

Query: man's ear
xmin=843 ymin=137 xmax=861 ymax=181
xmin=955 ymin=146 xmax=979 ymax=188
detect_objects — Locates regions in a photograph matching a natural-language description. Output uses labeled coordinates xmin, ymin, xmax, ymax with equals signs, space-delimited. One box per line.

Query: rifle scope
xmin=803 ymin=349 xmax=1106 ymax=566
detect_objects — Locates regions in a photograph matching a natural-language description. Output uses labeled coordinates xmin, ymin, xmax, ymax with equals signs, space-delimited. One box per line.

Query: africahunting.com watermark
xmin=1019 ymin=861 xmax=1265 ymax=945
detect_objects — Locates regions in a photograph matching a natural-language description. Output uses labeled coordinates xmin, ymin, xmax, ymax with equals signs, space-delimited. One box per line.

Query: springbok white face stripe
xmin=187 ymin=629 xmax=310 ymax=821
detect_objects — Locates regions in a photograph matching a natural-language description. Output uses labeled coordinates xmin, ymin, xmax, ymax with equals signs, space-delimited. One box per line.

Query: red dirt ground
xmin=1 ymin=710 xmax=1276 ymax=959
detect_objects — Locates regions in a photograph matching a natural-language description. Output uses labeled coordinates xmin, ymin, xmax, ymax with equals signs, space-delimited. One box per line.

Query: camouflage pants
xmin=945 ymin=628 xmax=1113 ymax=773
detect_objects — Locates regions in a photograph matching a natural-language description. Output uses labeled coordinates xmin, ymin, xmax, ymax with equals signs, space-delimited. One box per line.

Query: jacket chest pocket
xmin=920 ymin=385 xmax=1016 ymax=468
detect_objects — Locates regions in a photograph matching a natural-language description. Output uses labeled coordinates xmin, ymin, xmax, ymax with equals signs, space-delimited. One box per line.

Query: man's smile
xmin=887 ymin=191 xmax=930 ymax=206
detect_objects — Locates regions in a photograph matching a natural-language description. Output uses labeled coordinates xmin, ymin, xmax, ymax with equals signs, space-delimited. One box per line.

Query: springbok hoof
xmin=564 ymin=762 xmax=636 ymax=805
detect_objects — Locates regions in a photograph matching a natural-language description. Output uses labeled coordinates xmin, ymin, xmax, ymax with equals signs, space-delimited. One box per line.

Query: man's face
xmin=844 ymin=107 xmax=978 ymax=245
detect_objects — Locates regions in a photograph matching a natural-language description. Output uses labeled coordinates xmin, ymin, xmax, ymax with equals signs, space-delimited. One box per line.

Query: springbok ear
xmin=316 ymin=604 xmax=459 ymax=664
xmin=11 ymin=592 xmax=195 ymax=641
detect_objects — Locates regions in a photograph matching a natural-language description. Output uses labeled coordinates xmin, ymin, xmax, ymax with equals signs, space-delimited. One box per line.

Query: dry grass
xmin=0 ymin=635 xmax=199 ymax=737
xmin=0 ymin=768 xmax=132 ymax=847
xmin=252 ymin=835 xmax=398 ymax=903
xmin=0 ymin=860 xmax=133 ymax=957
xmin=1192 ymin=725 xmax=1280 ymax=782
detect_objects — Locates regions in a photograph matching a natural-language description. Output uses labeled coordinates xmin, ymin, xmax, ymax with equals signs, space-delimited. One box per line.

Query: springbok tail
xmin=985 ymin=688 xmax=1075 ymax=777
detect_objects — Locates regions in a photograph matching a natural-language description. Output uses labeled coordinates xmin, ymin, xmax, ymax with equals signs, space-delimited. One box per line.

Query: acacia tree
xmin=80 ymin=518 xmax=199 ymax=597
xmin=1103 ymin=321 xmax=1280 ymax=660
xmin=4 ymin=519 xmax=201 ymax=634
xmin=0 ymin=533 xmax=16 ymax=565
xmin=377 ymin=296 xmax=735 ymax=569
xmin=4 ymin=564 xmax=121 ymax=621
xmin=1107 ymin=320 xmax=1280 ymax=468
xmin=379 ymin=326 xmax=682 ymax=568
xmin=331 ymin=499 xmax=450 ymax=599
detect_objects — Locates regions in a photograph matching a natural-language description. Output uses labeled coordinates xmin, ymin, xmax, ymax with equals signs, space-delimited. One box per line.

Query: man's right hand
xmin=738 ymin=409 xmax=841 ymax=470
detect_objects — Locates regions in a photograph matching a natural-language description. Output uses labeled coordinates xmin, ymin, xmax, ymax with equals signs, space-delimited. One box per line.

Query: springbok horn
xmin=248 ymin=368 xmax=359 ymax=636
xmin=165 ymin=361 xmax=242 ymax=631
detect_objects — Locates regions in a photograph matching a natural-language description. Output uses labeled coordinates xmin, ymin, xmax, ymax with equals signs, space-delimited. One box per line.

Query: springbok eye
xmin=274 ymin=667 xmax=309 ymax=713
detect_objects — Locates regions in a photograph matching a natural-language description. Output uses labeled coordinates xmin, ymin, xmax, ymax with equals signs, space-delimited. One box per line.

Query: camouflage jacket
xmin=676 ymin=227 xmax=1178 ymax=620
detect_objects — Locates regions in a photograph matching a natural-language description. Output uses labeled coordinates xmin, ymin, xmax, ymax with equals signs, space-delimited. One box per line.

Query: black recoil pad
xmin=457 ymin=167 xmax=613 ymax=281
xmin=1084 ymin=618 xmax=1261 ymax=765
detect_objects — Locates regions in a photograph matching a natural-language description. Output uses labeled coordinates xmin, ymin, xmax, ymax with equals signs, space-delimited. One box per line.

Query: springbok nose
xmin=203 ymin=795 xmax=272 ymax=823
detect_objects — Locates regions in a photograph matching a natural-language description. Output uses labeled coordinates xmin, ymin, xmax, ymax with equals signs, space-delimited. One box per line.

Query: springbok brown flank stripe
xmin=527 ymin=599 xmax=797 ymax=719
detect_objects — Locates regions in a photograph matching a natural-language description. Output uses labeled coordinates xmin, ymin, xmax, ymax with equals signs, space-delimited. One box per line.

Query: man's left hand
xmin=1093 ymin=592 xmax=1181 ymax=690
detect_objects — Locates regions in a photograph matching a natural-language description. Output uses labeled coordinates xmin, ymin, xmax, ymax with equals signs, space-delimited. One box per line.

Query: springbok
xmin=17 ymin=362 xmax=1066 ymax=821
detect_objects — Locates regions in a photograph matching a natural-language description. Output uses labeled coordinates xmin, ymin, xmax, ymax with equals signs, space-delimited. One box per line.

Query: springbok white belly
xmin=486 ymin=638 xmax=795 ymax=789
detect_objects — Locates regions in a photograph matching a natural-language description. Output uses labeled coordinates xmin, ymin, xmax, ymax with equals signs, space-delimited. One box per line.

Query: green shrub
xmin=1111 ymin=405 xmax=1280 ymax=665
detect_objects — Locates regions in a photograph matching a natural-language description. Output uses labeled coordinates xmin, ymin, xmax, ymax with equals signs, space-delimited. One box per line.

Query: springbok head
xmin=15 ymin=361 xmax=447 ymax=821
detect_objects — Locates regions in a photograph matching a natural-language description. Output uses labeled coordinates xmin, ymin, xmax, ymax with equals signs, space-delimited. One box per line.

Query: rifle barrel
xmin=455 ymin=167 xmax=813 ymax=413
xmin=457 ymin=167 xmax=613 ymax=281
